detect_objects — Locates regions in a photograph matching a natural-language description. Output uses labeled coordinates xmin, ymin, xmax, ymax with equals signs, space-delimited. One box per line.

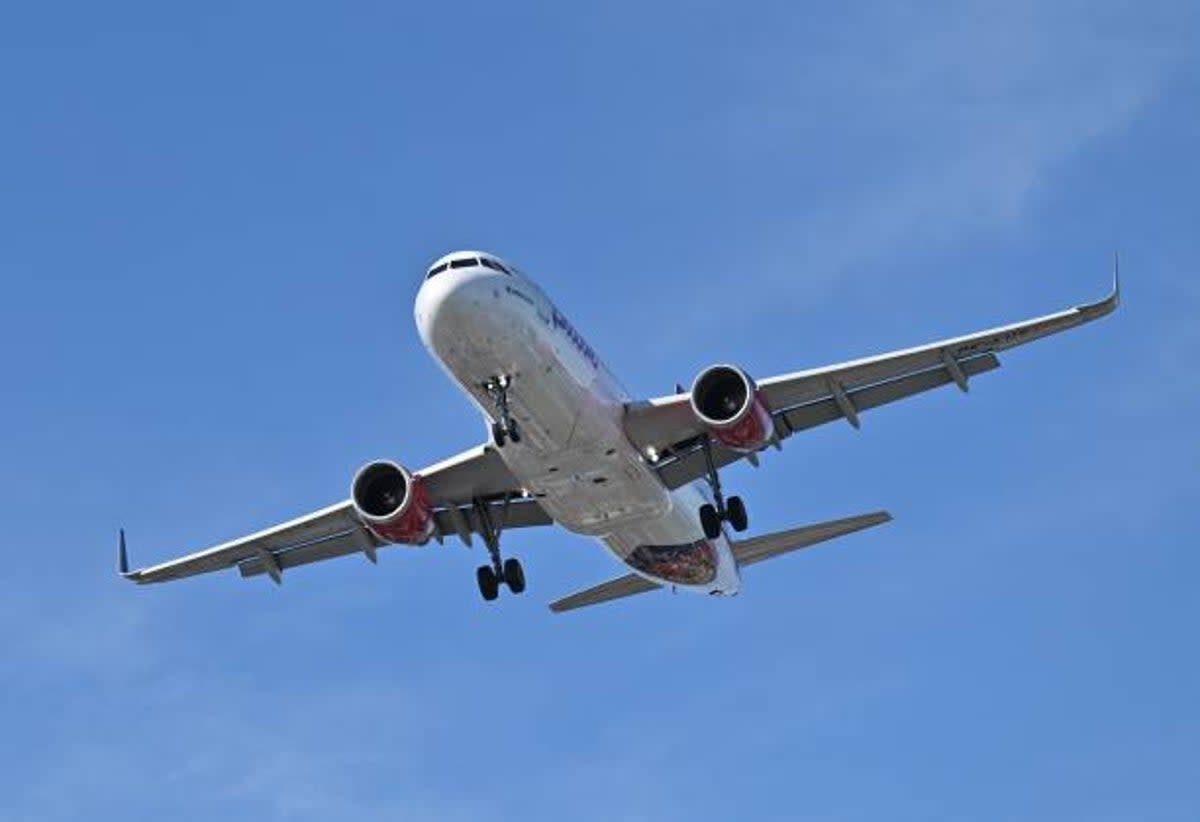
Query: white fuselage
xmin=415 ymin=255 xmax=740 ymax=596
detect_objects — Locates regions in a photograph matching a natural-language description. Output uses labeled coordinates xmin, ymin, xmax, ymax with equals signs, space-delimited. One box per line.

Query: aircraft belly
xmin=599 ymin=483 xmax=741 ymax=594
xmin=423 ymin=270 xmax=678 ymax=536
xmin=513 ymin=444 xmax=672 ymax=535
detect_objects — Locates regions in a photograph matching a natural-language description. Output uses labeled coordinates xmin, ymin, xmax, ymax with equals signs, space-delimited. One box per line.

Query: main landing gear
xmin=484 ymin=375 xmax=521 ymax=447
xmin=697 ymin=436 xmax=749 ymax=540
xmin=472 ymin=497 xmax=526 ymax=602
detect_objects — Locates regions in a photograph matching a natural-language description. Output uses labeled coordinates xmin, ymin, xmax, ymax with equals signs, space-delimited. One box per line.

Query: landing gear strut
xmin=473 ymin=496 xmax=526 ymax=602
xmin=697 ymin=436 xmax=749 ymax=540
xmin=484 ymin=375 xmax=521 ymax=447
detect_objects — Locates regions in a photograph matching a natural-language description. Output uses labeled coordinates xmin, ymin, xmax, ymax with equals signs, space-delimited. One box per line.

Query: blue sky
xmin=2 ymin=1 xmax=1197 ymax=819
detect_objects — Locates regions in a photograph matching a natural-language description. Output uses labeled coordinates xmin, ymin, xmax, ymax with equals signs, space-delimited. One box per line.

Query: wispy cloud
xmin=662 ymin=1 xmax=1189 ymax=332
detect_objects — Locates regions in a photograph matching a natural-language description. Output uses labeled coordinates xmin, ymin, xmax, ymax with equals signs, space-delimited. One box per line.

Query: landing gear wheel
xmin=699 ymin=503 xmax=723 ymax=540
xmin=491 ymin=422 xmax=507 ymax=447
xmin=503 ymin=557 xmax=526 ymax=594
xmin=697 ymin=435 xmax=750 ymax=538
xmin=476 ymin=565 xmax=500 ymax=602
xmin=506 ymin=422 xmax=521 ymax=444
xmin=727 ymin=496 xmax=748 ymax=532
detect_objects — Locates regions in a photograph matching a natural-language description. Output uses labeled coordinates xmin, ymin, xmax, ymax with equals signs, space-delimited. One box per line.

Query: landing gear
xmin=700 ymin=503 xmax=722 ymax=540
xmin=473 ymin=496 xmax=526 ymax=602
xmin=503 ymin=557 xmax=526 ymax=594
xmin=484 ymin=375 xmax=520 ymax=446
xmin=476 ymin=565 xmax=500 ymax=601
xmin=726 ymin=495 xmax=748 ymax=532
xmin=476 ymin=557 xmax=525 ymax=601
xmin=697 ymin=437 xmax=750 ymax=538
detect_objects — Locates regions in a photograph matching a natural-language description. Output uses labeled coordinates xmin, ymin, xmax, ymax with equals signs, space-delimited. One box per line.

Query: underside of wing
xmin=122 ymin=444 xmax=553 ymax=586
xmin=625 ymin=270 xmax=1119 ymax=490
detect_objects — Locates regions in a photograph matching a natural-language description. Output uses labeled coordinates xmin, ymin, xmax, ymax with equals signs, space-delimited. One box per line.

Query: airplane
xmin=118 ymin=251 xmax=1120 ymax=612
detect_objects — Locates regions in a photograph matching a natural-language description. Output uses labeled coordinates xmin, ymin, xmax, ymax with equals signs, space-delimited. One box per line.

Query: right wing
xmin=121 ymin=444 xmax=552 ymax=585
xmin=627 ymin=269 xmax=1120 ymax=490
xmin=548 ymin=511 xmax=892 ymax=613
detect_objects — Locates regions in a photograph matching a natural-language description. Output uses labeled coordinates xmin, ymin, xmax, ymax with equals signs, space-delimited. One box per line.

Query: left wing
xmin=625 ymin=269 xmax=1119 ymax=490
xmin=121 ymin=444 xmax=552 ymax=585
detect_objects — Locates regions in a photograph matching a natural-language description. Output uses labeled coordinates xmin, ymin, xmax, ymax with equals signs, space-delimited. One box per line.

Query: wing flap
xmin=778 ymin=353 xmax=999 ymax=434
xmin=239 ymin=529 xmax=371 ymax=579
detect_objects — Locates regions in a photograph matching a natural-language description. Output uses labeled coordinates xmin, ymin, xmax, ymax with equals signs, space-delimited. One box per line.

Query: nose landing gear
xmin=483 ymin=375 xmax=521 ymax=447
xmin=697 ymin=436 xmax=750 ymax=540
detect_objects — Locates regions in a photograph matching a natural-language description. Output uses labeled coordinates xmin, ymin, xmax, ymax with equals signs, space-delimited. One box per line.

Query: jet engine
xmin=689 ymin=364 xmax=774 ymax=452
xmin=351 ymin=460 xmax=436 ymax=545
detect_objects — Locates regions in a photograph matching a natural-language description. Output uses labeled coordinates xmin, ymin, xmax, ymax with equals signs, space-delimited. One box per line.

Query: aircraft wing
xmin=625 ymin=270 xmax=1120 ymax=490
xmin=121 ymin=444 xmax=552 ymax=585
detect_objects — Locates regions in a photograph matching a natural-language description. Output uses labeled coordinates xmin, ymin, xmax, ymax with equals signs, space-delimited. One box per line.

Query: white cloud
xmin=681 ymin=1 xmax=1189 ymax=315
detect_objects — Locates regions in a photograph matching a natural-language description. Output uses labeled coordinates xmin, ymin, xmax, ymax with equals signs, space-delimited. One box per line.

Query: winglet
xmin=118 ymin=529 xmax=129 ymax=575
xmin=117 ymin=529 xmax=139 ymax=581
xmin=1074 ymin=252 xmax=1122 ymax=319
xmin=1112 ymin=250 xmax=1122 ymax=307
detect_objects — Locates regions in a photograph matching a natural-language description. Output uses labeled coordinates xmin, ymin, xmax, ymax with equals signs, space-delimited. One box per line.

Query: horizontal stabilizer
xmin=731 ymin=511 xmax=891 ymax=567
xmin=549 ymin=573 xmax=661 ymax=614
xmin=549 ymin=510 xmax=891 ymax=614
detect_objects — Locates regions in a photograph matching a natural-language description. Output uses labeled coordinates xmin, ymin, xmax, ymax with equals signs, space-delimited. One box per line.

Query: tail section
xmin=548 ymin=510 xmax=891 ymax=613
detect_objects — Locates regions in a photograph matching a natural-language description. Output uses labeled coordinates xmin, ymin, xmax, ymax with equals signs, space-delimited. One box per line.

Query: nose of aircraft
xmin=414 ymin=259 xmax=507 ymax=356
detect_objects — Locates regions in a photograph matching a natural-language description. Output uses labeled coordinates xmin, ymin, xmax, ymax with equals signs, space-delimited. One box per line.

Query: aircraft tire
xmin=699 ymin=504 xmax=722 ymax=540
xmin=727 ymin=496 xmax=748 ymax=532
xmin=503 ymin=557 xmax=526 ymax=594
xmin=477 ymin=565 xmax=500 ymax=601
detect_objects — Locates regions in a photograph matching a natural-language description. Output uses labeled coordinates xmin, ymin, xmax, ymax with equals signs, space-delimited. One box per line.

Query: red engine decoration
xmin=350 ymin=460 xmax=436 ymax=545
xmin=689 ymin=364 xmax=774 ymax=452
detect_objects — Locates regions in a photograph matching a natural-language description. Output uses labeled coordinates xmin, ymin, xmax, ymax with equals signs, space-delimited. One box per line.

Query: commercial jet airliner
xmin=118 ymin=251 xmax=1120 ymax=612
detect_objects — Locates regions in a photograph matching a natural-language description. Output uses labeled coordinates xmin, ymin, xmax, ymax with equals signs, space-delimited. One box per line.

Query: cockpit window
xmin=480 ymin=258 xmax=512 ymax=274
xmin=427 ymin=256 xmax=512 ymax=279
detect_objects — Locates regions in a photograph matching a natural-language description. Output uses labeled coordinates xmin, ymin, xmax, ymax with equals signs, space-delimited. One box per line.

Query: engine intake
xmin=351 ymin=460 xmax=435 ymax=545
xmin=689 ymin=364 xmax=774 ymax=452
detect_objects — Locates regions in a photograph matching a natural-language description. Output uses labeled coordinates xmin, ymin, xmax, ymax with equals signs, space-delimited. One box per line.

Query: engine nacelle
xmin=689 ymin=364 xmax=774 ymax=452
xmin=351 ymin=460 xmax=436 ymax=545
